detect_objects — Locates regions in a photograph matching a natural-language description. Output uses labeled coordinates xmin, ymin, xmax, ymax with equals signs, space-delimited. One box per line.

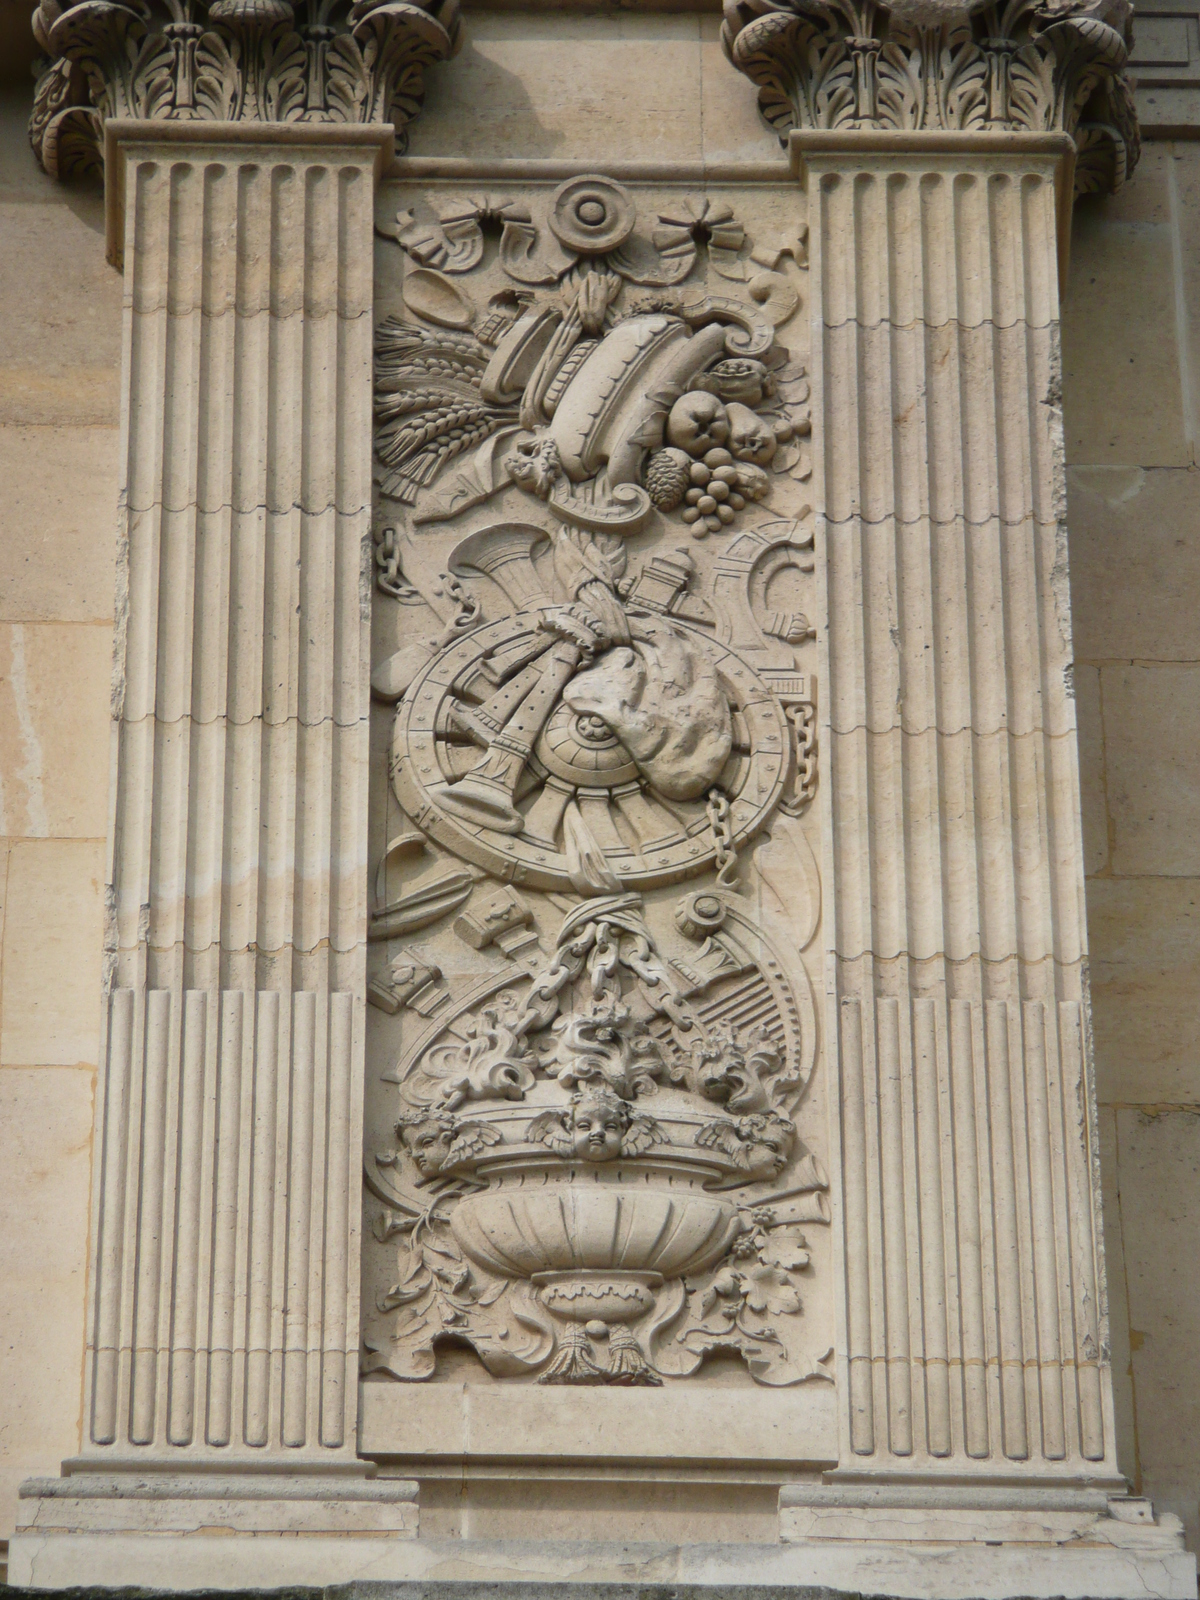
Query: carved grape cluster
xmin=643 ymin=358 xmax=800 ymax=537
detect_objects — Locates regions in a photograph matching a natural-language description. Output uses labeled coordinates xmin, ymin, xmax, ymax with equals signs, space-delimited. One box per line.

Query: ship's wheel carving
xmin=392 ymin=602 xmax=791 ymax=894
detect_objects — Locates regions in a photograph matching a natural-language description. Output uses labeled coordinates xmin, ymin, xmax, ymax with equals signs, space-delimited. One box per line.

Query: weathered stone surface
xmin=0 ymin=426 xmax=118 ymax=623
xmin=1068 ymin=467 xmax=1200 ymax=661
xmin=1116 ymin=1108 xmax=1200 ymax=1555
xmin=0 ymin=623 xmax=112 ymax=838
xmin=1102 ymin=663 xmax=1200 ymax=876
xmin=1089 ymin=877 xmax=1200 ymax=1105
xmin=0 ymin=1068 xmax=93 ymax=1536
xmin=1063 ymin=215 xmax=1188 ymax=467
xmin=0 ymin=839 xmax=104 ymax=1067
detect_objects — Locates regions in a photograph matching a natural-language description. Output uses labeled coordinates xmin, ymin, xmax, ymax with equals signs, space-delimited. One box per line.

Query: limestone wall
xmin=1065 ymin=142 xmax=1200 ymax=1556
xmin=0 ymin=73 xmax=120 ymax=1543
xmin=0 ymin=4 xmax=1197 ymax=1562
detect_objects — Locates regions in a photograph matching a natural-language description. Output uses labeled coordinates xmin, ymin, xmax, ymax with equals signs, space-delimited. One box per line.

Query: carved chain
xmin=374 ymin=525 xmax=421 ymax=600
xmin=780 ymin=701 xmax=817 ymax=818
xmin=706 ymin=788 xmax=740 ymax=889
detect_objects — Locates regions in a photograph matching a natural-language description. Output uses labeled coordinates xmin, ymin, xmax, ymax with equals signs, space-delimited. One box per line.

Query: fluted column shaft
xmin=85 ymin=123 xmax=385 ymax=1463
xmin=808 ymin=130 xmax=1118 ymax=1478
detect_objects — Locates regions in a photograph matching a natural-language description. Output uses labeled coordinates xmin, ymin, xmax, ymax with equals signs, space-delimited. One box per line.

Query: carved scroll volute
xmin=29 ymin=0 xmax=464 ymax=178
xmin=719 ymin=0 xmax=1139 ymax=197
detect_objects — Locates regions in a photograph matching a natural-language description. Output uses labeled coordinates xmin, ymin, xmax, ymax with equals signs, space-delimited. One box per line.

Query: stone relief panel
xmin=361 ymin=175 xmax=830 ymax=1394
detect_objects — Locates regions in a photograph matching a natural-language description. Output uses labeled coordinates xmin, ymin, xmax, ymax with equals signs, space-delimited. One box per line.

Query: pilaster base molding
xmin=28 ymin=0 xmax=462 ymax=181
xmin=9 ymin=1523 xmax=1198 ymax=1598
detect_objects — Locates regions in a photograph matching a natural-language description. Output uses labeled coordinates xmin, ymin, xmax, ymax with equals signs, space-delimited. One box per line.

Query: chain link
xmin=437 ymin=571 xmax=482 ymax=633
xmin=706 ymin=787 xmax=739 ymax=888
xmin=373 ymin=524 xmax=421 ymax=600
xmin=780 ymin=700 xmax=817 ymax=817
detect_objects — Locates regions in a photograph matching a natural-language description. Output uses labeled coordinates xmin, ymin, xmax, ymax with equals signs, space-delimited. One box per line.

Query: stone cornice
xmin=29 ymin=0 xmax=463 ymax=181
xmin=721 ymin=0 xmax=1139 ymax=195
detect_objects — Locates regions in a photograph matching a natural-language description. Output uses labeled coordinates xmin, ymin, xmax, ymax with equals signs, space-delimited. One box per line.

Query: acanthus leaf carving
xmin=719 ymin=0 xmax=1139 ymax=195
xmin=29 ymin=0 xmax=463 ymax=176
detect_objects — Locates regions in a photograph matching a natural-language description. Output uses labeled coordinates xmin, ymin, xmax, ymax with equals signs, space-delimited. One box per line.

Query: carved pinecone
xmin=644 ymin=447 xmax=692 ymax=512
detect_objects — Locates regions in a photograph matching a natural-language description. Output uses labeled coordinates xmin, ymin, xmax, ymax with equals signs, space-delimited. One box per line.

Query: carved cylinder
xmin=806 ymin=130 xmax=1117 ymax=1477
xmin=84 ymin=123 xmax=386 ymax=1463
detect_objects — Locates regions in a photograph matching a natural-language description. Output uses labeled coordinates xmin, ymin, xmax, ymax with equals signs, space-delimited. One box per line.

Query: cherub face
xmin=742 ymin=1127 xmax=791 ymax=1180
xmin=401 ymin=1120 xmax=454 ymax=1176
xmin=570 ymin=1097 xmax=625 ymax=1161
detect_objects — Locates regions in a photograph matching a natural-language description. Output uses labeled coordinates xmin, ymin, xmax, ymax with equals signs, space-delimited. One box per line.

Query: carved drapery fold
xmin=28 ymin=0 xmax=462 ymax=179
xmin=721 ymin=0 xmax=1139 ymax=195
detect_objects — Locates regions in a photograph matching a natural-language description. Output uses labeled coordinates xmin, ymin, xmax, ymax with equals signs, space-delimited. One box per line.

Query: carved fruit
xmin=726 ymin=402 xmax=778 ymax=465
xmin=644 ymin=447 xmax=692 ymax=511
xmin=734 ymin=461 xmax=771 ymax=501
xmin=666 ymin=391 xmax=730 ymax=456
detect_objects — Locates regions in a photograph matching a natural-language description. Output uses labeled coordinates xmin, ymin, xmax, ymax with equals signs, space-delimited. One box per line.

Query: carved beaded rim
xmin=392 ymin=608 xmax=792 ymax=893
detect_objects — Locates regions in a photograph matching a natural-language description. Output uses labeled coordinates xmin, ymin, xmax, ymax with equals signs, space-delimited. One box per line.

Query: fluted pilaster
xmin=82 ymin=123 xmax=384 ymax=1471
xmin=802 ymin=129 xmax=1115 ymax=1477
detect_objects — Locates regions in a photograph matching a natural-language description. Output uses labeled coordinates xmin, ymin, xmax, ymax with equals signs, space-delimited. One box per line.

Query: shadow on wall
xmin=410 ymin=33 xmax=566 ymax=158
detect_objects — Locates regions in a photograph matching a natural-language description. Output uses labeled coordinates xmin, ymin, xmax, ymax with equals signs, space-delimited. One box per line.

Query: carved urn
xmin=447 ymin=1148 xmax=745 ymax=1322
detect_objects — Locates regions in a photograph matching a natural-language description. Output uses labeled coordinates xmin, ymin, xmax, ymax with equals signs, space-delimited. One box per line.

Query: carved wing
xmin=526 ymin=1110 xmax=574 ymax=1156
xmin=621 ymin=1113 xmax=670 ymax=1156
xmin=444 ymin=1121 xmax=502 ymax=1166
xmin=695 ymin=1119 xmax=748 ymax=1163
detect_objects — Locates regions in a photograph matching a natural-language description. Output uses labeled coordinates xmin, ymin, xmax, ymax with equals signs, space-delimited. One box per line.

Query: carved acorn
xmin=644 ymin=446 xmax=692 ymax=511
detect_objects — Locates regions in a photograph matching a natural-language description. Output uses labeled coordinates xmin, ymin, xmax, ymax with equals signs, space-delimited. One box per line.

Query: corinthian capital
xmin=29 ymin=0 xmax=463 ymax=179
xmin=721 ymin=0 xmax=1138 ymax=194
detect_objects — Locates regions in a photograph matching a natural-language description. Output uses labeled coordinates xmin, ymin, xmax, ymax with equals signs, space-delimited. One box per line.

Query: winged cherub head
xmin=527 ymin=1085 xmax=668 ymax=1163
xmin=397 ymin=1110 xmax=500 ymax=1179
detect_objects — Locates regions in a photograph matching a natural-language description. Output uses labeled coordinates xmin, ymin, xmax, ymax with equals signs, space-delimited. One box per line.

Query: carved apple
xmin=666 ymin=391 xmax=731 ymax=455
